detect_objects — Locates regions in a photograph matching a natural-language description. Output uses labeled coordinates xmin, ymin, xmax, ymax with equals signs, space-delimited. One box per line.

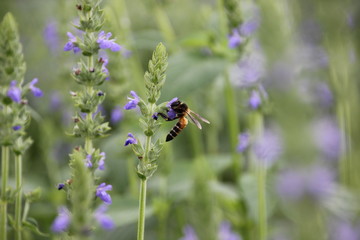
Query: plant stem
xmin=0 ymin=145 xmax=9 ymax=240
xmin=15 ymin=154 xmax=22 ymax=240
xmin=137 ymin=178 xmax=147 ymax=240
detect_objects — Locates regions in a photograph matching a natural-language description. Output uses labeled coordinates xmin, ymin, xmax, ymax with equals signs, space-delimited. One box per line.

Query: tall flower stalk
xmin=0 ymin=13 xmax=43 ymax=240
xmin=123 ymin=43 xmax=168 ymax=240
xmin=52 ymin=0 xmax=119 ymax=237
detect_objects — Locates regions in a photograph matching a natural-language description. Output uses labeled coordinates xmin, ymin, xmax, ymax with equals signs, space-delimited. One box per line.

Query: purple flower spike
xmin=12 ymin=125 xmax=21 ymax=131
xmin=64 ymin=32 xmax=80 ymax=53
xmin=97 ymin=31 xmax=121 ymax=52
xmin=180 ymin=225 xmax=198 ymax=240
xmin=124 ymin=133 xmax=137 ymax=146
xmin=228 ymin=28 xmax=244 ymax=48
xmin=253 ymin=128 xmax=282 ymax=167
xmin=98 ymin=152 xmax=106 ymax=170
xmin=96 ymin=183 xmax=112 ymax=204
xmin=94 ymin=204 xmax=115 ymax=230
xmin=248 ymin=90 xmax=261 ymax=109
xmin=124 ymin=91 xmax=140 ymax=110
xmin=111 ymin=106 xmax=123 ymax=124
xmin=51 ymin=206 xmax=71 ymax=233
xmin=237 ymin=132 xmax=250 ymax=153
xmin=218 ymin=221 xmax=241 ymax=240
xmin=29 ymin=78 xmax=43 ymax=97
xmin=7 ymin=80 xmax=22 ymax=103
xmin=85 ymin=154 xmax=92 ymax=168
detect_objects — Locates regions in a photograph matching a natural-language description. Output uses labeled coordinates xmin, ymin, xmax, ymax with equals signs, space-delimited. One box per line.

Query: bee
xmin=157 ymin=100 xmax=210 ymax=142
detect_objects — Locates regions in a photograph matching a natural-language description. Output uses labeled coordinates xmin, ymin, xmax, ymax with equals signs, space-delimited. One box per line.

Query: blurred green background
xmin=1 ymin=0 xmax=360 ymax=239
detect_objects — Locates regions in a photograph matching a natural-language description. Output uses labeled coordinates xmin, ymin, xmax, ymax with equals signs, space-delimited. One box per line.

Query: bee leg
xmin=156 ymin=112 xmax=178 ymax=121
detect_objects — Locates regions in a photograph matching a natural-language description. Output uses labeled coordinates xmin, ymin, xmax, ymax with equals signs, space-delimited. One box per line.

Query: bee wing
xmin=186 ymin=111 xmax=203 ymax=129
xmin=189 ymin=110 xmax=210 ymax=124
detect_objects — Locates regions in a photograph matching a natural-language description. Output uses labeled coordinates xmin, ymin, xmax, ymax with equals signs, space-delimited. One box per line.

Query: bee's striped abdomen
xmin=166 ymin=118 xmax=188 ymax=142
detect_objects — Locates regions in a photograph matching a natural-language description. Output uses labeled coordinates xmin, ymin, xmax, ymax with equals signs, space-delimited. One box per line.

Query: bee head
xmin=170 ymin=100 xmax=182 ymax=109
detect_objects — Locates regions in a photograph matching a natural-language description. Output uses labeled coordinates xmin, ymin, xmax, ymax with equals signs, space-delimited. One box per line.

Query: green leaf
xmin=23 ymin=218 xmax=49 ymax=237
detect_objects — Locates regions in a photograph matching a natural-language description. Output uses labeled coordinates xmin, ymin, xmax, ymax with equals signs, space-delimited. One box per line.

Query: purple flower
xmin=96 ymin=183 xmax=112 ymax=204
xmin=97 ymin=31 xmax=121 ymax=52
xmin=57 ymin=183 xmax=65 ymax=190
xmin=100 ymin=58 xmax=110 ymax=80
xmin=253 ymin=128 xmax=282 ymax=167
xmin=179 ymin=225 xmax=198 ymax=240
xmin=7 ymin=81 xmax=21 ymax=103
xmin=276 ymin=165 xmax=335 ymax=202
xmin=124 ymin=91 xmax=140 ymax=110
xmin=12 ymin=125 xmax=21 ymax=131
xmin=228 ymin=28 xmax=244 ymax=48
xmin=311 ymin=117 xmax=341 ymax=161
xmin=248 ymin=90 xmax=261 ymax=109
xmin=330 ymin=220 xmax=360 ymax=240
xmin=50 ymin=91 xmax=62 ymax=110
xmin=111 ymin=106 xmax=123 ymax=124
xmin=167 ymin=97 xmax=178 ymax=119
xmin=237 ymin=132 xmax=250 ymax=152
xmin=124 ymin=133 xmax=137 ymax=146
xmin=43 ymin=20 xmax=59 ymax=54
xmin=85 ymin=154 xmax=92 ymax=168
xmin=240 ymin=18 xmax=260 ymax=37
xmin=64 ymin=32 xmax=80 ymax=53
xmin=94 ymin=204 xmax=115 ymax=230
xmin=218 ymin=221 xmax=241 ymax=240
xmin=98 ymin=152 xmax=106 ymax=170
xmin=51 ymin=206 xmax=71 ymax=233
xmin=29 ymin=78 xmax=43 ymax=97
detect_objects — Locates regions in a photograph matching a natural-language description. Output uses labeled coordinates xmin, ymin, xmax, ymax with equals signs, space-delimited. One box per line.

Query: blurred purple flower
xmin=313 ymin=82 xmax=333 ymax=108
xmin=218 ymin=221 xmax=242 ymax=240
xmin=64 ymin=32 xmax=80 ymax=53
xmin=237 ymin=132 xmax=250 ymax=152
xmin=124 ymin=133 xmax=137 ymax=146
xmin=240 ymin=17 xmax=260 ymax=37
xmin=248 ymin=90 xmax=261 ymax=109
xmin=312 ymin=117 xmax=341 ymax=161
xmin=57 ymin=183 xmax=65 ymax=190
xmin=50 ymin=91 xmax=62 ymax=110
xmin=111 ymin=106 xmax=123 ymax=124
xmin=85 ymin=154 xmax=92 ymax=168
xmin=100 ymin=57 xmax=110 ymax=80
xmin=94 ymin=204 xmax=115 ymax=230
xmin=97 ymin=31 xmax=121 ymax=52
xmin=124 ymin=91 xmax=140 ymax=110
xmin=228 ymin=28 xmax=244 ymax=48
xmin=253 ymin=128 xmax=282 ymax=167
xmin=12 ymin=125 xmax=21 ymax=131
xmin=43 ymin=20 xmax=59 ymax=54
xmin=96 ymin=183 xmax=112 ymax=204
xmin=98 ymin=152 xmax=106 ymax=170
xmin=179 ymin=225 xmax=198 ymax=240
xmin=277 ymin=165 xmax=335 ymax=202
xmin=7 ymin=80 xmax=22 ymax=103
xmin=29 ymin=78 xmax=43 ymax=97
xmin=330 ymin=220 xmax=360 ymax=240
xmin=51 ymin=206 xmax=71 ymax=233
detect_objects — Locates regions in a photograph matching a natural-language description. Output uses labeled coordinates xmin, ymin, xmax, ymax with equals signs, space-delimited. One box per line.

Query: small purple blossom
xmin=124 ymin=133 xmax=137 ymax=146
xmin=64 ymin=32 xmax=80 ymax=53
xmin=96 ymin=183 xmax=112 ymax=204
xmin=51 ymin=206 xmax=71 ymax=233
xmin=218 ymin=221 xmax=242 ymax=240
xmin=100 ymin=57 xmax=110 ymax=80
xmin=29 ymin=78 xmax=43 ymax=97
xmin=7 ymin=80 xmax=22 ymax=103
xmin=124 ymin=91 xmax=140 ymax=110
xmin=228 ymin=28 xmax=244 ymax=48
xmin=43 ymin=20 xmax=59 ymax=54
xmin=111 ymin=106 xmax=123 ymax=124
xmin=98 ymin=152 xmax=106 ymax=170
xmin=167 ymin=97 xmax=178 ymax=120
xmin=240 ymin=18 xmax=260 ymax=37
xmin=97 ymin=31 xmax=121 ymax=52
xmin=94 ymin=204 xmax=115 ymax=230
xmin=12 ymin=125 xmax=21 ymax=131
xmin=85 ymin=154 xmax=92 ymax=168
xmin=248 ymin=90 xmax=261 ymax=109
xmin=179 ymin=225 xmax=198 ymax=240
xmin=253 ymin=128 xmax=282 ymax=167
xmin=57 ymin=183 xmax=65 ymax=190
xmin=237 ymin=132 xmax=250 ymax=152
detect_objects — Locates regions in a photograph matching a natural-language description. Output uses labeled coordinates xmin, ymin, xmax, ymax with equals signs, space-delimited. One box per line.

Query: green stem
xmin=15 ymin=154 xmax=22 ymax=240
xmin=137 ymin=178 xmax=147 ymax=240
xmin=257 ymin=162 xmax=267 ymax=240
xmin=1 ymin=146 xmax=9 ymax=240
